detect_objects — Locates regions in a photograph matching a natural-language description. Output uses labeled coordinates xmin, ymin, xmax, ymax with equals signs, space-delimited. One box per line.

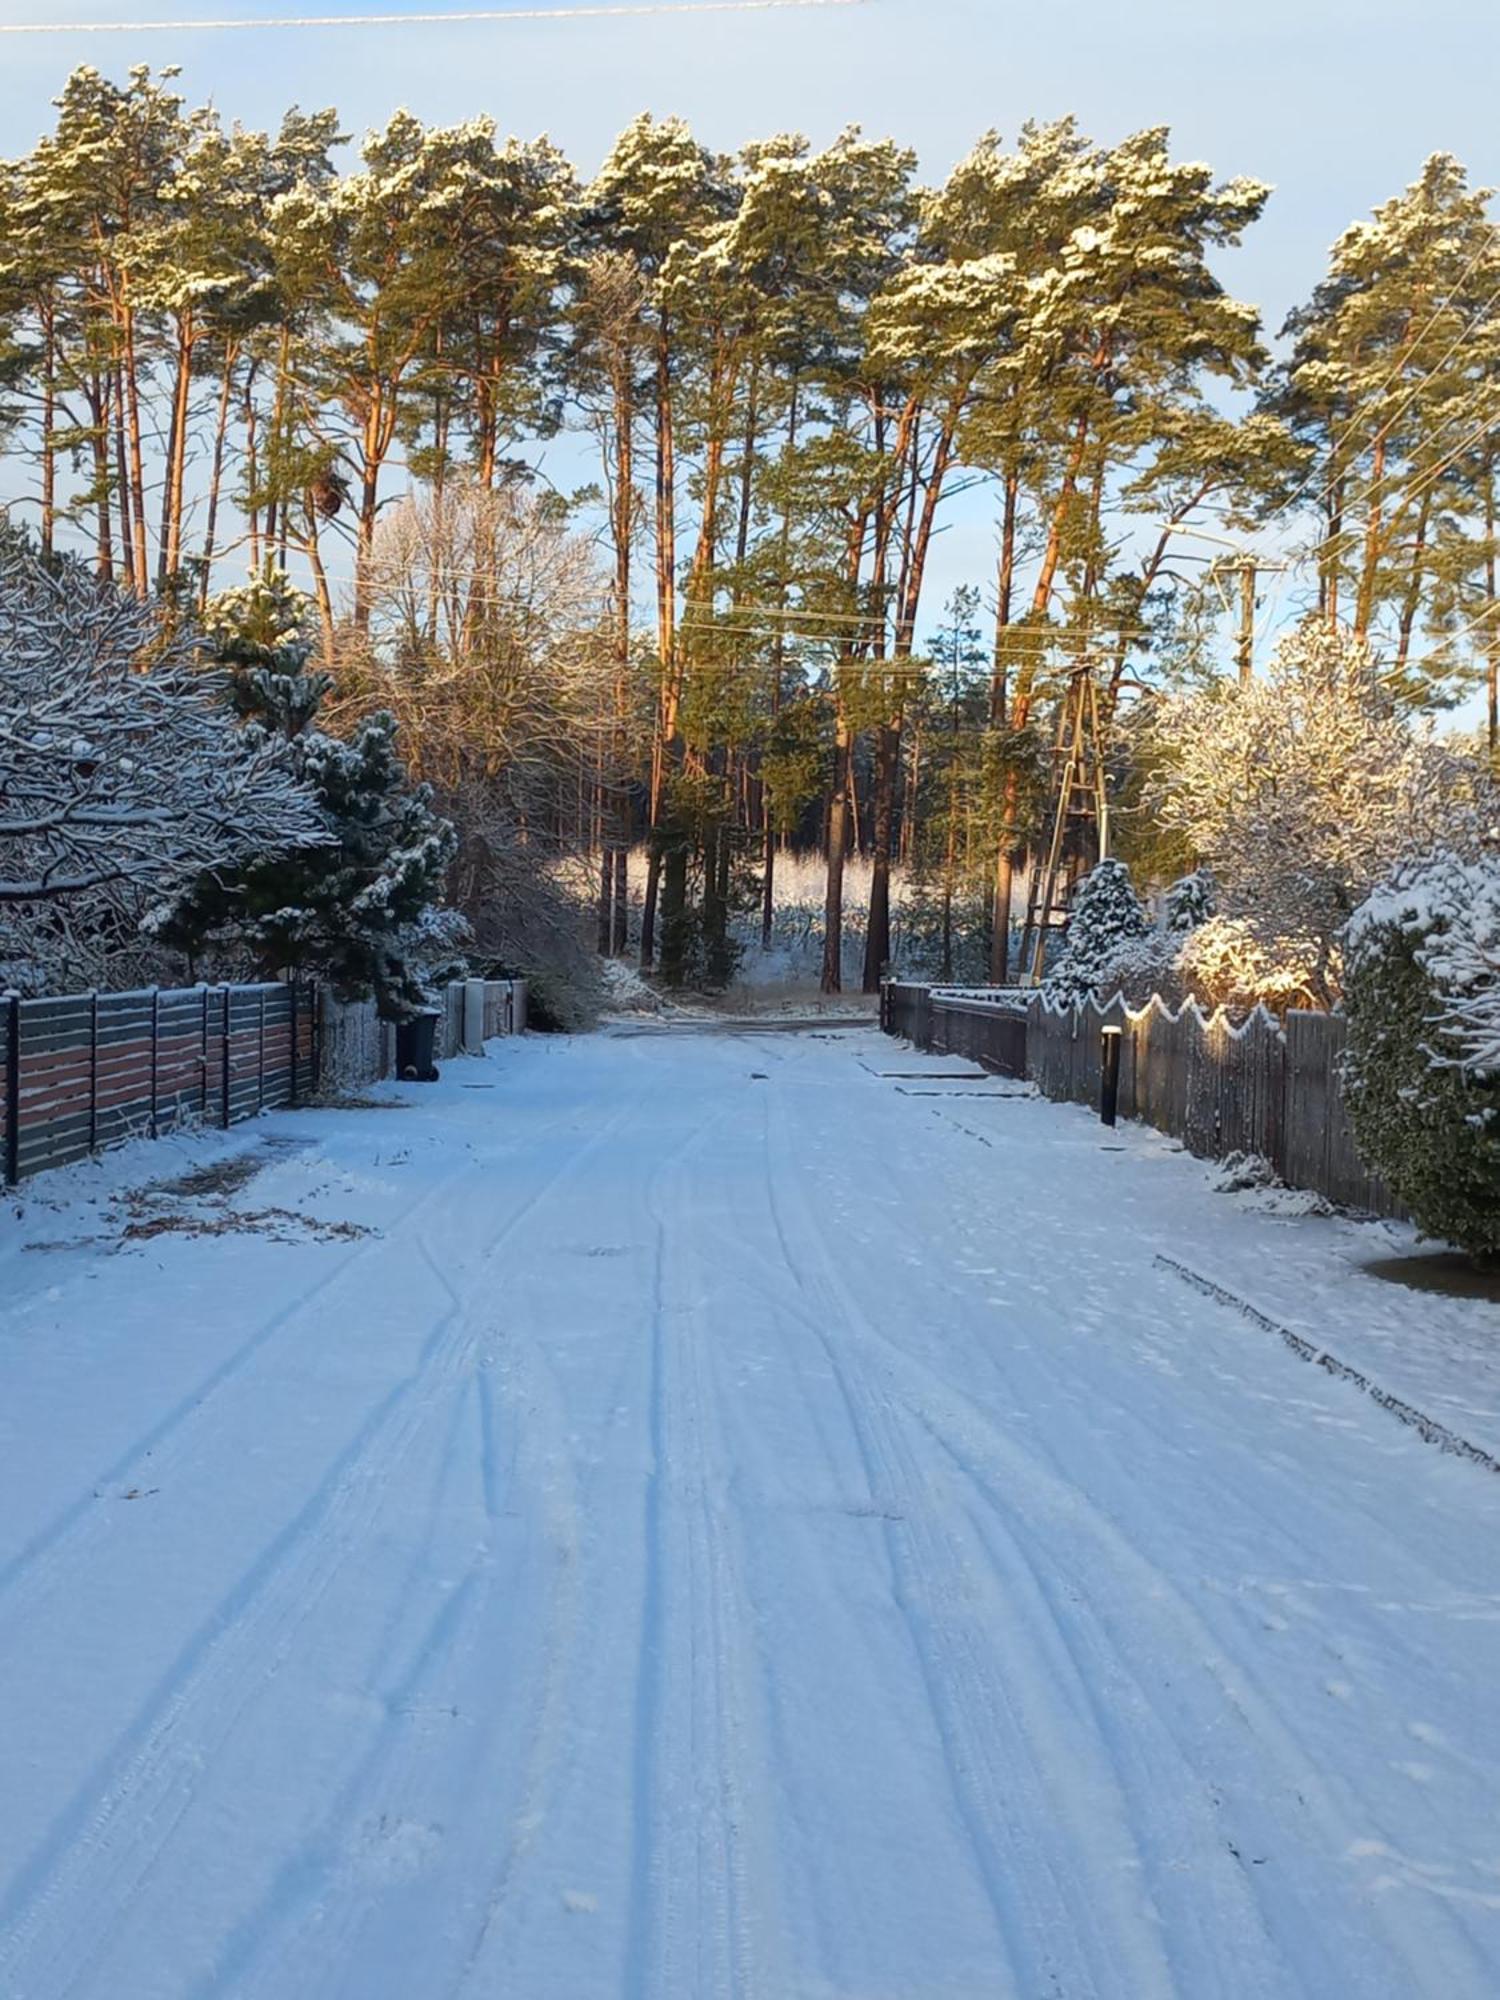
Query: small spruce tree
xmin=1164 ymin=867 xmax=1217 ymax=933
xmin=1043 ymin=859 xmax=1148 ymax=1007
xmin=202 ymin=563 xmax=333 ymax=736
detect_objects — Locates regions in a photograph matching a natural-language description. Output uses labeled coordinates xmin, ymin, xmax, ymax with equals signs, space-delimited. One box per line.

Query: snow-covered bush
xmin=1146 ymin=622 xmax=1491 ymax=1001
xmin=0 ymin=534 xmax=326 ymax=995
xmin=1342 ymin=852 xmax=1500 ymax=1257
xmin=1416 ymin=853 xmax=1500 ymax=1074
xmin=1043 ymin=859 xmax=1147 ymax=1005
xmin=1175 ymin=914 xmax=1326 ymax=1013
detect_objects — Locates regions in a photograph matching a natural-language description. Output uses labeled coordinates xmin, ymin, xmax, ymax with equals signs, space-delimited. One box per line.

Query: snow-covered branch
xmin=0 ymin=539 xmax=328 ymax=986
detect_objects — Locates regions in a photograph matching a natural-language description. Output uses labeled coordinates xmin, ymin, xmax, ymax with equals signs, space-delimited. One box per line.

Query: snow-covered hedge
xmin=1342 ymin=851 xmax=1500 ymax=1258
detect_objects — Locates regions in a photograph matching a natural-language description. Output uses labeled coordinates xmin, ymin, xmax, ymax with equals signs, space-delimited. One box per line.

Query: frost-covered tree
xmin=1147 ymin=621 xmax=1491 ymax=1001
xmin=348 ymin=482 xmax=615 ymax=1023
xmin=0 ymin=534 xmax=325 ymax=992
xmin=153 ymin=574 xmax=460 ymax=1018
xmin=1043 ymin=858 xmax=1147 ymax=1005
xmin=1343 ymin=852 xmax=1500 ymax=1256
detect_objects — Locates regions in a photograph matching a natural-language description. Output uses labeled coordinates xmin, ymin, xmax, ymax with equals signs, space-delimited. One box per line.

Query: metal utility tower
xmin=1018 ymin=660 xmax=1111 ymax=985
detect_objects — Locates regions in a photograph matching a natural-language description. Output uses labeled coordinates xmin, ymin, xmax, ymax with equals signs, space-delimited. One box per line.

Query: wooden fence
xmin=883 ymin=981 xmax=1398 ymax=1216
xmin=1 ymin=975 xmax=529 ymax=1186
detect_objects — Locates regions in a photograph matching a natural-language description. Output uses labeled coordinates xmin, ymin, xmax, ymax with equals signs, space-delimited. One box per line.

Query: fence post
xmin=4 ymin=993 xmax=18 ymax=1188
xmin=201 ymin=986 xmax=210 ymax=1123
xmin=312 ymin=986 xmax=323 ymax=1095
xmin=149 ymin=987 xmax=160 ymax=1140
xmin=258 ymin=987 xmax=267 ymax=1113
xmin=289 ymin=985 xmax=299 ymax=1107
xmin=89 ymin=991 xmax=99 ymax=1155
xmin=221 ymin=986 xmax=232 ymax=1129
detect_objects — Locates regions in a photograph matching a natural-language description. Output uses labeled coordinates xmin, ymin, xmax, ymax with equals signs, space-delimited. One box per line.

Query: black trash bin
xmin=396 ymin=1007 xmax=441 ymax=1081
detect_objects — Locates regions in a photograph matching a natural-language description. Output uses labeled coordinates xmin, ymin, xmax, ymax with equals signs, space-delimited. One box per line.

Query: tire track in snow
xmin=623 ymin=1107 xmax=771 ymax=2000
xmin=200 ymin=1363 xmax=564 ymax=2000
xmin=757 ymin=1087 xmax=1176 ymax=2000
xmin=0 ymin=1082 xmax=611 ymax=1680
xmin=0 ymin=1096 xmax=638 ymax=2000
xmin=772 ymin=1075 xmax=1495 ymax=1996
xmin=0 ymin=1274 xmax=476 ymax=2000
xmin=838 ymin=1063 xmax=1500 ymax=1777
xmin=0 ymin=1127 xmax=483 ymax=1633
xmin=905 ymin=1382 xmax=1499 ymax=1997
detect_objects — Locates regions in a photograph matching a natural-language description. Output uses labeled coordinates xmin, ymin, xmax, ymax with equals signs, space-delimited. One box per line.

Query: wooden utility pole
xmin=1225 ymin=555 xmax=1287 ymax=685
xmin=1237 ymin=561 xmax=1257 ymax=686
xmin=1156 ymin=524 xmax=1286 ymax=685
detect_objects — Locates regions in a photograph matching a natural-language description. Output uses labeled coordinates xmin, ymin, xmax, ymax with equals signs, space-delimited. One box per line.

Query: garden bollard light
xmin=1100 ymin=1023 xmax=1122 ymax=1128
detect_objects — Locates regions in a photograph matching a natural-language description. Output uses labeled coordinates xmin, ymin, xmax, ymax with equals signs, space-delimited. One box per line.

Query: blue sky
xmin=1 ymin=0 xmax=1497 ymax=665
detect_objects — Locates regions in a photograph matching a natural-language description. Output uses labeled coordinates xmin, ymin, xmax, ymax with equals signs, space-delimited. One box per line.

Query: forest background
xmin=0 ymin=0 xmax=1497 ymax=1012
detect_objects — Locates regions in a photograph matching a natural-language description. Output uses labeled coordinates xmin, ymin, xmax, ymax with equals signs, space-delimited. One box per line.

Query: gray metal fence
xmin=3 ymin=975 xmax=530 ymax=1186
xmin=2 ymin=982 xmax=316 ymax=1185
xmin=883 ymin=981 xmax=1398 ymax=1216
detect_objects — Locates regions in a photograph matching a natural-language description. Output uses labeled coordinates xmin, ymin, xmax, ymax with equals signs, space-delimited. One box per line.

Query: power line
xmin=1273 ymin=223 xmax=1500 ymax=524
xmin=1402 ymin=590 xmax=1500 ymax=674
xmin=1313 ymin=401 xmax=1500 ymax=561
xmin=0 ymin=0 xmax=864 ymax=32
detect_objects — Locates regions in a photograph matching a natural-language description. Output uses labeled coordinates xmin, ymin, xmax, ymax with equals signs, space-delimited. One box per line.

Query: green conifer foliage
xmin=155 ymin=574 xmax=461 ymax=1017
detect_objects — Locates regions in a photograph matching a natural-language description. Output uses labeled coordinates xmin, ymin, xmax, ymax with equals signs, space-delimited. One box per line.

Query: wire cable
xmin=0 ymin=0 xmax=865 ymax=32
xmin=1272 ymin=224 xmax=1500 ymax=523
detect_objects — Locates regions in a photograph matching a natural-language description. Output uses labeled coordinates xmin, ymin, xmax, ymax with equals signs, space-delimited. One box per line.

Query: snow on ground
xmin=1 ymin=1026 xmax=1499 ymax=2000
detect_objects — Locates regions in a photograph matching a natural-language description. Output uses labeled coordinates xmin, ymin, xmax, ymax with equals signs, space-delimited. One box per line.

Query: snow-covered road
xmin=2 ymin=1024 xmax=1499 ymax=2000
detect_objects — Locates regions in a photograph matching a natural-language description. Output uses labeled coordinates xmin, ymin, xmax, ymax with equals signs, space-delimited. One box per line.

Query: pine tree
xmin=1269 ymin=155 xmax=1500 ymax=705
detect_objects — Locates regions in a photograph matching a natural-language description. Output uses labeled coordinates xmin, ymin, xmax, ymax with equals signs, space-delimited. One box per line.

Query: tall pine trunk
xmin=121 ymin=310 xmax=150 ymax=592
xmin=158 ymin=317 xmax=195 ymax=590
xmin=862 ymin=722 xmax=899 ymax=990
xmin=988 ymin=470 xmax=1019 ymax=981
xmin=113 ymin=363 xmax=137 ymax=595
xmin=39 ymin=305 xmax=56 ymax=560
xmin=641 ymin=319 xmax=678 ymax=972
xmin=199 ymin=346 xmax=237 ymax=606
xmin=822 ymin=705 xmax=852 ymax=994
